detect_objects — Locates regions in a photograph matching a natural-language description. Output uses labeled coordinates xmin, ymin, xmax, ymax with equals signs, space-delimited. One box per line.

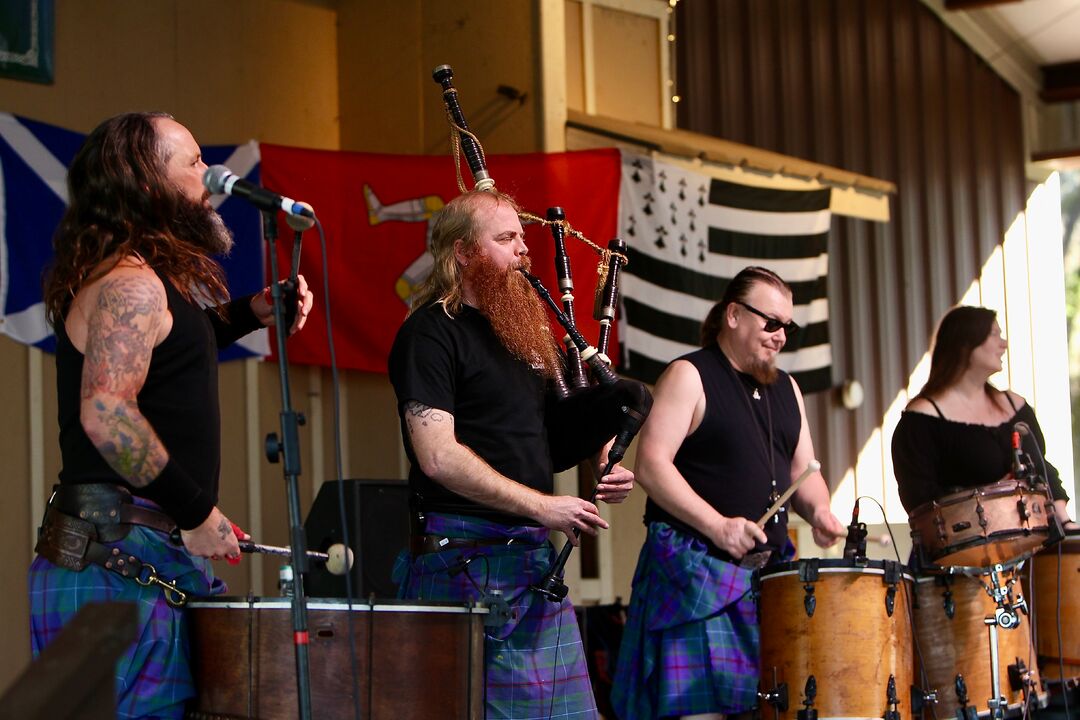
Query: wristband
xmin=140 ymin=459 xmax=215 ymax=530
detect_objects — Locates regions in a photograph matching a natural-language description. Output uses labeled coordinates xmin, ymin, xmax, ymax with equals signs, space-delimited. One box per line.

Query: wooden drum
xmin=908 ymin=479 xmax=1051 ymax=570
xmin=186 ymin=598 xmax=487 ymax=720
xmin=912 ymin=570 xmax=1044 ymax=718
xmin=757 ymin=559 xmax=914 ymax=720
xmin=1029 ymin=531 xmax=1080 ymax=684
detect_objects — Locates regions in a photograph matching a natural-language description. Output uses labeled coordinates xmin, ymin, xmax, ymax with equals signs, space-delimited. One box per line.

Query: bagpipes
xmin=433 ymin=65 xmax=653 ymax=601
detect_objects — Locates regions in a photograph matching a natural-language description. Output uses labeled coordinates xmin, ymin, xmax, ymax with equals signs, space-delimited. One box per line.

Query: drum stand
xmin=978 ymin=564 xmax=1033 ymax=720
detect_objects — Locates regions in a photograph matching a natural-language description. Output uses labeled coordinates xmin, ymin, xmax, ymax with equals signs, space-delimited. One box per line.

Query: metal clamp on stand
xmin=759 ymin=667 xmax=789 ymax=720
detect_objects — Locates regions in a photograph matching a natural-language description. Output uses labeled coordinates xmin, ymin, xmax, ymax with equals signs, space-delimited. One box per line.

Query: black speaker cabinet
xmin=303 ymin=479 xmax=411 ymax=599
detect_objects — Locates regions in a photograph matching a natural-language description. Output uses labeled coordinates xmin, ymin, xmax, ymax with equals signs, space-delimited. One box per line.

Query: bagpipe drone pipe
xmin=432 ymin=65 xmax=653 ymax=601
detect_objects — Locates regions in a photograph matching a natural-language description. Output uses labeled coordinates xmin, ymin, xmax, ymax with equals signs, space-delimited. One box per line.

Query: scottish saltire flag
xmin=617 ymin=151 xmax=833 ymax=392
xmin=0 ymin=113 xmax=268 ymax=360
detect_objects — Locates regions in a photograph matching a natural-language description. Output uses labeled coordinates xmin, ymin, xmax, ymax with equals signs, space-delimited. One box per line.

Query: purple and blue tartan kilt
xmin=28 ymin=521 xmax=224 ymax=720
xmin=611 ymin=521 xmax=758 ymax=720
xmin=393 ymin=513 xmax=599 ymax=720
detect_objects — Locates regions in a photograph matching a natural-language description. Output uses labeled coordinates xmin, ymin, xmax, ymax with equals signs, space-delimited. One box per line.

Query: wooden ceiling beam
xmin=1040 ymin=61 xmax=1080 ymax=103
xmin=943 ymin=0 xmax=1022 ymax=9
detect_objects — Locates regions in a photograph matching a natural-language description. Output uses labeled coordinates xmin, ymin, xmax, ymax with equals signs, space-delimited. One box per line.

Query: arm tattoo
xmin=403 ymin=401 xmax=449 ymax=434
xmin=81 ymin=275 xmax=168 ymax=488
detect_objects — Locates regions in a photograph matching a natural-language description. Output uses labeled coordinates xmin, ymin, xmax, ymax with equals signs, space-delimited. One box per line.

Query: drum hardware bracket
xmin=758 ymin=668 xmax=789 ymax=714
xmin=943 ymin=588 xmax=956 ymax=619
xmin=798 ymin=560 xmax=819 ymax=617
xmin=976 ymin=502 xmax=989 ymax=531
xmin=1016 ymin=496 xmax=1031 ymax=522
xmin=954 ymin=673 xmax=978 ymax=720
xmin=934 ymin=516 xmax=948 ymax=543
xmin=1006 ymin=657 xmax=1031 ymax=692
xmin=480 ymin=590 xmax=511 ymax=628
xmin=909 ymin=684 xmax=937 ymax=715
xmin=797 ymin=675 xmax=817 ymax=720
xmin=801 ymin=582 xmax=816 ymax=617
xmin=883 ymin=561 xmax=901 ymax=617
xmin=883 ymin=674 xmax=902 ymax=720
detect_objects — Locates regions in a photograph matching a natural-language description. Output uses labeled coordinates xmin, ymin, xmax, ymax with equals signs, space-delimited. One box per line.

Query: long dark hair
xmin=916 ymin=305 xmax=999 ymax=401
xmin=43 ymin=112 xmax=229 ymax=325
xmin=700 ymin=265 xmax=792 ymax=346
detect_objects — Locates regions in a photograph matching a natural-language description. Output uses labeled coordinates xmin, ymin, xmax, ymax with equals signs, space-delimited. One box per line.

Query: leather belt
xmin=410 ymin=534 xmax=536 ymax=556
xmin=48 ymin=483 xmax=177 ymax=541
xmin=34 ymin=485 xmax=189 ymax=607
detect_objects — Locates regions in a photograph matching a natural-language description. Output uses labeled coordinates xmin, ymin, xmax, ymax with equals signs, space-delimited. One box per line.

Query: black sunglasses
xmin=736 ymin=301 xmax=800 ymax=336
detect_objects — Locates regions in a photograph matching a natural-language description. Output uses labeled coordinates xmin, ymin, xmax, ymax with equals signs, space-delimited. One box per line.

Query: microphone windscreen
xmin=325 ymin=543 xmax=354 ymax=576
xmin=286 ymin=202 xmax=316 ymax=231
xmin=203 ymin=165 xmax=233 ymax=194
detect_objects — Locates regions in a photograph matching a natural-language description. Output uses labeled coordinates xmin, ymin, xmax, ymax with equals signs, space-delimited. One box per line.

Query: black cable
xmin=546 ymin=590 xmax=567 ymax=720
xmin=307 ymin=218 xmax=362 ymax=720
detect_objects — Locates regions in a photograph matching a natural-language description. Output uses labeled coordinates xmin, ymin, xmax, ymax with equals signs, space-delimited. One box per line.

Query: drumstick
xmin=238 ymin=541 xmax=354 ymax=576
xmin=757 ymin=460 xmax=821 ymax=528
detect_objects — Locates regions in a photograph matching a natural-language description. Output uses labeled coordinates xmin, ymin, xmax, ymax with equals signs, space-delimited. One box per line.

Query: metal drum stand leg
xmin=980 ymin=564 xmax=1031 ymax=720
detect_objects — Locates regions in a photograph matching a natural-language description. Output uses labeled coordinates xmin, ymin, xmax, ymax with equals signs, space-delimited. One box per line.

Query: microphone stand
xmin=260 ymin=209 xmax=313 ymax=720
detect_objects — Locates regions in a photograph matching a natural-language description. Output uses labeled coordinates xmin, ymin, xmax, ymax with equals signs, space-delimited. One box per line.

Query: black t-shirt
xmin=645 ymin=344 xmax=802 ymax=553
xmin=388 ymin=301 xmax=552 ymax=524
xmin=891 ymin=399 xmax=1069 ymax=513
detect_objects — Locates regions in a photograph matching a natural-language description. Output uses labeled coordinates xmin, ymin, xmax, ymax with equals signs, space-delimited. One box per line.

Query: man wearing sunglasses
xmin=613 ymin=265 xmax=844 ymax=720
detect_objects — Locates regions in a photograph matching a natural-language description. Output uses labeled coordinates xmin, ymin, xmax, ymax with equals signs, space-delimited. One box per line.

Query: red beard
xmin=747 ymin=356 xmax=780 ymax=386
xmin=466 ymin=254 xmax=562 ymax=379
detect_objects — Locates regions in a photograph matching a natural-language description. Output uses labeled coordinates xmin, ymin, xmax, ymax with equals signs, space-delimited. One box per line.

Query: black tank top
xmin=55 ymin=270 xmax=221 ymax=515
xmin=645 ymin=344 xmax=801 ymax=554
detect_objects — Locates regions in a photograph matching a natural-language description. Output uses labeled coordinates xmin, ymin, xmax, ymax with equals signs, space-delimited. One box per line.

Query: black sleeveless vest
xmin=645 ymin=344 xmax=801 ymax=554
xmin=55 ymin=271 xmax=221 ymax=512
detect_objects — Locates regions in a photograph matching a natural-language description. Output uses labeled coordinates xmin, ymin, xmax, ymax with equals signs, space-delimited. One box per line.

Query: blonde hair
xmin=408 ymin=189 xmax=521 ymax=316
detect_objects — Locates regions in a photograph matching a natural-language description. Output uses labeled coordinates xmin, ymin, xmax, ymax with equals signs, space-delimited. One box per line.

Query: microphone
xmin=1011 ymin=429 xmax=1027 ymax=480
xmin=203 ymin=165 xmax=315 ymax=220
xmin=842 ymin=499 xmax=867 ymax=561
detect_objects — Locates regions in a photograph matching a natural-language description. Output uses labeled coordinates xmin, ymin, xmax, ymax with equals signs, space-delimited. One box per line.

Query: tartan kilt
xmin=611 ymin=521 xmax=758 ymax=720
xmin=28 ymin=521 xmax=224 ymax=720
xmin=394 ymin=513 xmax=599 ymax=720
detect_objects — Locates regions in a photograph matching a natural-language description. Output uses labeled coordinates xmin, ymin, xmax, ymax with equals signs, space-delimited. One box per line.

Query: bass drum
xmin=757 ymin=558 xmax=914 ymax=720
xmin=1028 ymin=530 xmax=1080 ymax=684
xmin=912 ymin=568 xmax=1044 ymax=718
xmin=187 ymin=597 xmax=486 ymax=720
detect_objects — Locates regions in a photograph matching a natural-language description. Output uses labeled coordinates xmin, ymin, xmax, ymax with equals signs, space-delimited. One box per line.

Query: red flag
xmin=260 ymin=145 xmax=621 ymax=374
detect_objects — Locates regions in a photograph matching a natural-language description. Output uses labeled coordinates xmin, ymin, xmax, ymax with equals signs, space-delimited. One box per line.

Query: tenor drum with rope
xmin=912 ymin=568 xmax=1044 ymax=718
xmin=1029 ymin=530 xmax=1080 ymax=684
xmin=908 ymin=479 xmax=1052 ymax=570
xmin=756 ymin=558 xmax=914 ymax=720
xmin=186 ymin=598 xmax=486 ymax=720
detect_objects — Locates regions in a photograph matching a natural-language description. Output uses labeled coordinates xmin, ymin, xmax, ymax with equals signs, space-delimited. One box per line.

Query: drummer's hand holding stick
xmin=756 ymin=460 xmax=845 ymax=549
xmin=712 ymin=516 xmax=769 ymax=559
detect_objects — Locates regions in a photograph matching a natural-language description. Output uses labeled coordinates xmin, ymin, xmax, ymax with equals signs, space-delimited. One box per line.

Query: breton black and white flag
xmin=617 ymin=151 xmax=834 ymax=392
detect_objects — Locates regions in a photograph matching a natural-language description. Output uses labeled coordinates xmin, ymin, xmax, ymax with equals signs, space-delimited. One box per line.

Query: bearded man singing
xmin=31 ymin=112 xmax=312 ymax=719
xmin=388 ymin=189 xmax=634 ymax=719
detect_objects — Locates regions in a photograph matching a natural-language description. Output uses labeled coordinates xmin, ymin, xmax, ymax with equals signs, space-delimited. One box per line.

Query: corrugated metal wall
xmin=675 ymin=0 xmax=1073 ymax=523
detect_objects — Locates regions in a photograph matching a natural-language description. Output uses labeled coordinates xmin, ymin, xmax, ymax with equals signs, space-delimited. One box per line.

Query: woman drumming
xmin=892 ymin=306 xmax=1076 ymax=532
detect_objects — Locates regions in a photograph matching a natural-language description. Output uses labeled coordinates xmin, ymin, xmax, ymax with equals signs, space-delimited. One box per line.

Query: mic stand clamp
xmin=481 ymin=589 xmax=511 ymax=628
